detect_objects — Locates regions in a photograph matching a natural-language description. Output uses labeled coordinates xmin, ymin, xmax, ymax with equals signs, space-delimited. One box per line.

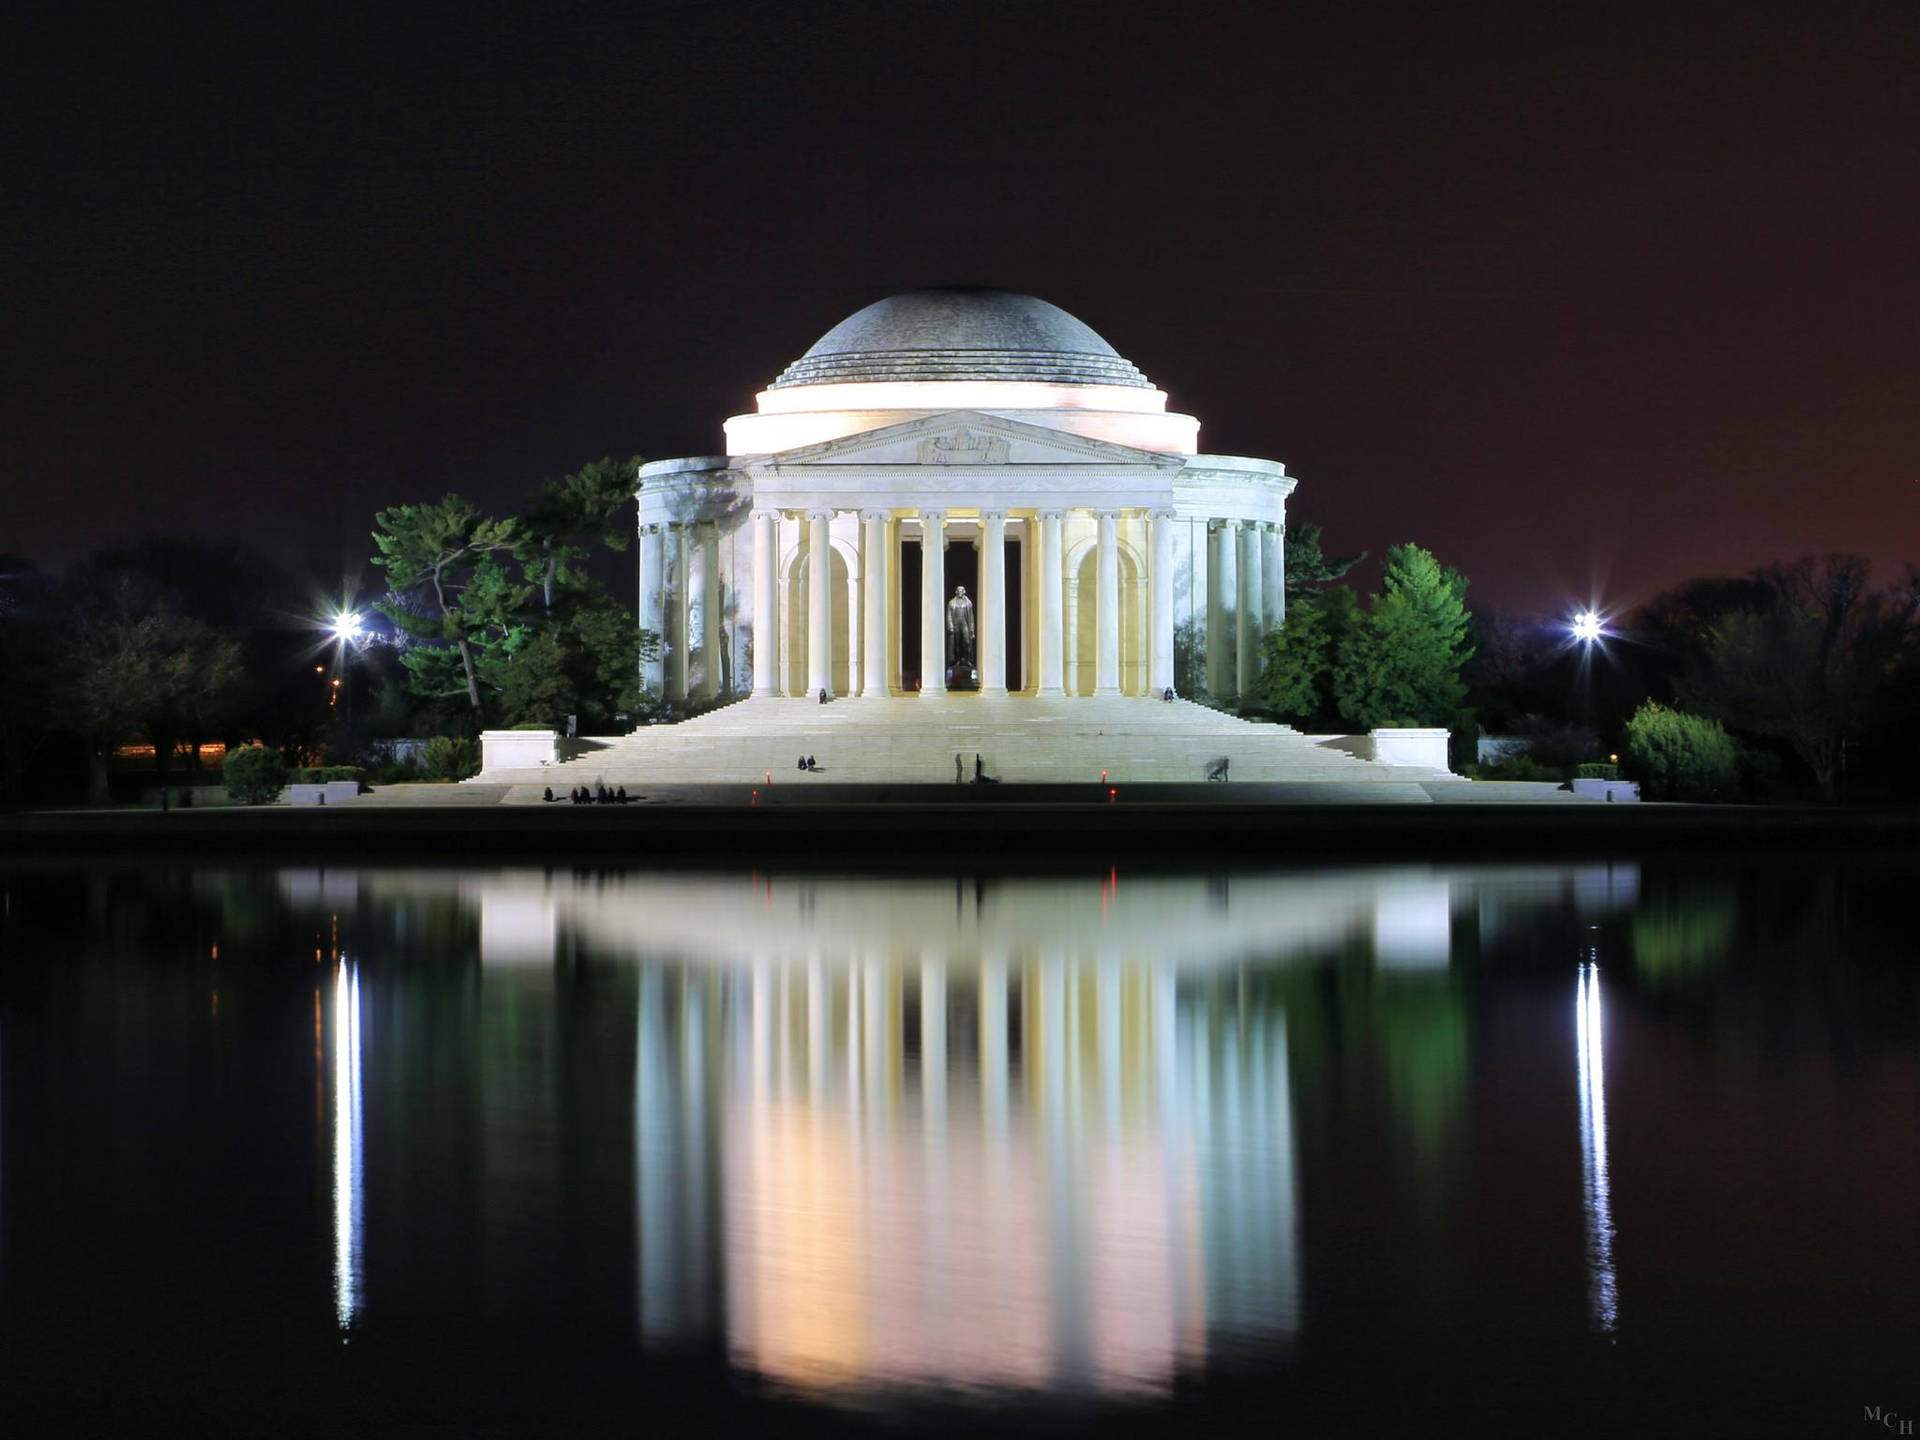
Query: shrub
xmin=1623 ymin=702 xmax=1739 ymax=801
xmin=371 ymin=757 xmax=422 ymax=785
xmin=420 ymin=735 xmax=479 ymax=782
xmin=223 ymin=743 xmax=286 ymax=805
xmin=509 ymin=721 xmax=555 ymax=731
xmin=1575 ymin=762 xmax=1620 ymax=780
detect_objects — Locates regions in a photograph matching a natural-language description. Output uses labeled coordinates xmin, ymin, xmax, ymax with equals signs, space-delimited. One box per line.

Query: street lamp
xmin=327 ymin=610 xmax=365 ymax=736
xmin=1570 ymin=610 xmax=1605 ymax=645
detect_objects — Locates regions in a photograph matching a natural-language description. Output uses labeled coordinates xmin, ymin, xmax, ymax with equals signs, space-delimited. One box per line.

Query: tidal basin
xmin=0 ymin=858 xmax=1914 ymax=1434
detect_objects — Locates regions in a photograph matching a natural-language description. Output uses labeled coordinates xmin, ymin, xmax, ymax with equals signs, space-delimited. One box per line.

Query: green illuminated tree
xmin=1284 ymin=521 xmax=1365 ymax=607
xmin=1258 ymin=585 xmax=1357 ymax=723
xmin=370 ymin=497 xmax=529 ymax=721
xmin=1334 ymin=544 xmax=1474 ymax=728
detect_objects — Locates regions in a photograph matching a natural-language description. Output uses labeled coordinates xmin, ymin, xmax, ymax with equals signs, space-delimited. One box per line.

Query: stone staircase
xmin=477 ymin=695 xmax=1462 ymax=788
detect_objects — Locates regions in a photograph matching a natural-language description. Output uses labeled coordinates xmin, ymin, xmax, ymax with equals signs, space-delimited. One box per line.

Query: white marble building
xmin=636 ymin=288 xmax=1295 ymax=704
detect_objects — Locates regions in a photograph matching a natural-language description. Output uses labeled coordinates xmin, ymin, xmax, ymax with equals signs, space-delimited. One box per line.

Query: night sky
xmin=7 ymin=0 xmax=1917 ymax=611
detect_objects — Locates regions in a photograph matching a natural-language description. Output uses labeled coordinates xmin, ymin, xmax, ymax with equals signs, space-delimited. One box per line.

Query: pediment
xmin=748 ymin=411 xmax=1185 ymax=471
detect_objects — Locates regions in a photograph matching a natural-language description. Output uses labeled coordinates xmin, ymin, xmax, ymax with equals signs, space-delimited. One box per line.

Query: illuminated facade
xmin=636 ymin=288 xmax=1295 ymax=702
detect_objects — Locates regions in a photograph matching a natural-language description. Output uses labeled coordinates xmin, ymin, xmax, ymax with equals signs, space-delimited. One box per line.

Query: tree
xmin=494 ymin=457 xmax=655 ymax=727
xmin=1257 ymin=585 xmax=1357 ymax=723
xmin=1284 ymin=521 xmax=1365 ymax=607
xmin=1678 ymin=555 xmax=1918 ymax=801
xmin=59 ymin=570 xmax=245 ymax=802
xmin=1334 ymin=544 xmax=1474 ymax=728
xmin=370 ymin=497 xmax=528 ymax=721
xmin=520 ymin=457 xmax=640 ymax=618
xmin=223 ymin=742 xmax=286 ymax=804
xmin=1622 ymin=701 xmax=1739 ymax=801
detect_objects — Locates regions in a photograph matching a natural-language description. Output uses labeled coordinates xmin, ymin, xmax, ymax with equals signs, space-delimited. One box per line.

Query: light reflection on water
xmin=1576 ymin=960 xmax=1617 ymax=1333
xmin=331 ymin=960 xmax=363 ymax=1331
xmin=312 ymin=864 xmax=1640 ymax=1399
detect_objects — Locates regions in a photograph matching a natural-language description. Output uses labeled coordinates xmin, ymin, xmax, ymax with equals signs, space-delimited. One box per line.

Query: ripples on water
xmin=0 ymin=859 xmax=1915 ymax=1432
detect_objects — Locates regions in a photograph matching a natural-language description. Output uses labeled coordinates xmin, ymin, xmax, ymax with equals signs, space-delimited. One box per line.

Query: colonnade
xmin=641 ymin=509 xmax=1284 ymax=703
xmin=638 ymin=520 xmax=728 ymax=704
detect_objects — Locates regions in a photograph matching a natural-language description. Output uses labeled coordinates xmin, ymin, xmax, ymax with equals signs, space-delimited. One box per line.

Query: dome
xmin=767 ymin=287 xmax=1154 ymax=390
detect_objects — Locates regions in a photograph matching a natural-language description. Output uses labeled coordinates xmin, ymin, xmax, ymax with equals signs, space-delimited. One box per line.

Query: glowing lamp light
xmin=1571 ymin=611 xmax=1605 ymax=644
xmin=329 ymin=611 xmax=365 ymax=644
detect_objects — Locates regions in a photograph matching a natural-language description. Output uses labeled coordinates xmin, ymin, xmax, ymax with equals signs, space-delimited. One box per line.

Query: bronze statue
xmin=946 ymin=584 xmax=975 ymax=665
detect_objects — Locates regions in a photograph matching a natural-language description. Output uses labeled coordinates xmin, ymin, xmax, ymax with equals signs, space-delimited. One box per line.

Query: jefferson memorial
xmin=477 ymin=289 xmax=1456 ymax=785
xmin=638 ymin=286 xmax=1289 ymax=705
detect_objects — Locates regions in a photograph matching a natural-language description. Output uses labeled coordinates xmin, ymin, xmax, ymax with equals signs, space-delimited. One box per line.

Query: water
xmin=1 ymin=858 xmax=1915 ymax=1434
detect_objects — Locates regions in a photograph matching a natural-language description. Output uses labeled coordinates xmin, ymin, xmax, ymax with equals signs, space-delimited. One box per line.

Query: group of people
xmin=955 ymin=752 xmax=999 ymax=784
xmin=797 ymin=755 xmax=819 ymax=771
xmin=543 ymin=784 xmax=632 ymax=803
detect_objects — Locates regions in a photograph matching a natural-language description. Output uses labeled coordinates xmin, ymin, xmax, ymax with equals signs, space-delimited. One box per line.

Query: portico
xmin=636 ymin=289 xmax=1296 ymax=706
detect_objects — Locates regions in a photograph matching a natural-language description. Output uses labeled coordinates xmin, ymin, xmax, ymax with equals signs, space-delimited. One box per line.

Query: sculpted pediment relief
xmin=918 ymin=426 xmax=1009 ymax=465
xmin=750 ymin=410 xmax=1183 ymax=471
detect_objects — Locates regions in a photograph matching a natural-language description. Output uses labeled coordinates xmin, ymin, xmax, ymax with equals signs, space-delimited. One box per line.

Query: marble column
xmin=1205 ymin=522 xmax=1225 ymax=700
xmin=1095 ymin=510 xmax=1120 ymax=695
xmin=1036 ymin=510 xmax=1064 ymax=696
xmin=1149 ymin=509 xmax=1174 ymax=696
xmin=806 ymin=509 xmax=833 ymax=699
xmin=1263 ymin=522 xmax=1285 ymax=625
xmin=920 ymin=510 xmax=946 ymax=696
xmin=1239 ymin=519 xmax=1261 ymax=693
xmin=979 ymin=510 xmax=1007 ymax=695
xmin=751 ymin=510 xmax=778 ymax=697
xmin=1214 ymin=522 xmax=1240 ymax=701
xmin=696 ymin=523 xmax=721 ymax=700
xmin=666 ymin=526 xmax=689 ymax=703
xmin=860 ymin=510 xmax=889 ymax=697
xmin=638 ymin=523 xmax=665 ymax=697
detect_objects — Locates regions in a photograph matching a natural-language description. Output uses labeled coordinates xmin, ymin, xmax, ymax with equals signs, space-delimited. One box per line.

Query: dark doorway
xmin=900 ymin=535 xmax=1022 ymax=691
xmin=902 ymin=539 xmax=921 ymax=690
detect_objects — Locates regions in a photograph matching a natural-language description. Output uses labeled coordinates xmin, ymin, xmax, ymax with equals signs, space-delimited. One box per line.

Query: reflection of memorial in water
xmin=630 ymin=946 xmax=1294 ymax=1396
xmin=314 ymin=863 xmax=1637 ymax=1398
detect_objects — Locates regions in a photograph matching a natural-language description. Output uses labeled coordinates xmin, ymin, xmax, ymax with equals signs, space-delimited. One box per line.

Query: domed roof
xmin=767 ymin=287 xmax=1154 ymax=390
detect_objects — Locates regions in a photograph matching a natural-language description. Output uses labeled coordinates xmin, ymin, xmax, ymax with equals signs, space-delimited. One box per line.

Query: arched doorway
xmin=785 ymin=546 xmax=851 ymax=696
xmin=1069 ymin=545 xmax=1143 ymax=695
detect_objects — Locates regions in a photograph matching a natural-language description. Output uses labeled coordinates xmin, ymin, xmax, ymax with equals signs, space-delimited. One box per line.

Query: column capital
xmin=750 ymin=507 xmax=780 ymax=523
xmin=1094 ymin=508 xmax=1121 ymax=521
xmin=1214 ymin=516 xmax=1242 ymax=532
xmin=1148 ymin=507 xmax=1177 ymax=522
xmin=805 ymin=506 xmax=836 ymax=522
xmin=858 ymin=508 xmax=890 ymax=523
xmin=979 ymin=508 xmax=1008 ymax=523
xmin=1034 ymin=508 xmax=1066 ymax=521
xmin=920 ymin=507 xmax=947 ymax=521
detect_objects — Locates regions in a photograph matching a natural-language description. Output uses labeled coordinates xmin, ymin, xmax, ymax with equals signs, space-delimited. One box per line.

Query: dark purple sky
xmin=6 ymin=0 xmax=1917 ymax=611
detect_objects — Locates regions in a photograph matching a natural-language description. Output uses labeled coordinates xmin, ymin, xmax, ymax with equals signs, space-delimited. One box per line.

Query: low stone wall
xmin=1369 ymin=728 xmax=1452 ymax=772
xmin=289 ymin=781 xmax=361 ymax=806
xmin=1571 ymin=778 xmax=1640 ymax=803
xmin=480 ymin=730 xmax=559 ymax=775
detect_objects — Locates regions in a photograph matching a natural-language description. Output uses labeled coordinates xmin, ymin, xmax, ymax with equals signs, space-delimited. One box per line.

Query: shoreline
xmin=3 ymin=790 xmax=1915 ymax=868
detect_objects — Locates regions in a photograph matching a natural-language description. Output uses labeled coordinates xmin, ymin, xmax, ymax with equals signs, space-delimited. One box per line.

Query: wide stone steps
xmin=479 ymin=696 xmax=1460 ymax=787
